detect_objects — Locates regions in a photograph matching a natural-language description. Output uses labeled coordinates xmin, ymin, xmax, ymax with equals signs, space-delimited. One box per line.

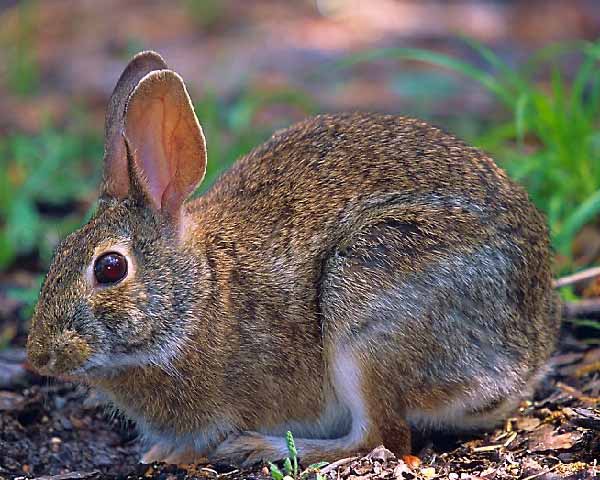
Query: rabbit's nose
xmin=27 ymin=330 xmax=91 ymax=376
xmin=28 ymin=348 xmax=51 ymax=372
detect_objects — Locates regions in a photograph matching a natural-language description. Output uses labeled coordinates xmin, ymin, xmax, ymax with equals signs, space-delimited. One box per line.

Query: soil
xmin=0 ymin=330 xmax=598 ymax=480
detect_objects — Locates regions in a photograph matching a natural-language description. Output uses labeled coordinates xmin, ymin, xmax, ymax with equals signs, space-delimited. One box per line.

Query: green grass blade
xmin=570 ymin=46 xmax=598 ymax=110
xmin=285 ymin=431 xmax=298 ymax=477
xmin=554 ymin=189 xmax=600 ymax=255
xmin=461 ymin=36 xmax=530 ymax=93
xmin=270 ymin=463 xmax=284 ymax=480
xmin=570 ymin=319 xmax=600 ymax=330
xmin=283 ymin=458 xmax=293 ymax=476
xmin=522 ymin=40 xmax=585 ymax=76
xmin=338 ymin=47 xmax=515 ymax=107
xmin=514 ymin=93 xmax=529 ymax=146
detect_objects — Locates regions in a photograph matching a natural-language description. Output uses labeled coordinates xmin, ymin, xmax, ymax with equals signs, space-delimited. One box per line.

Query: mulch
xmin=0 ymin=332 xmax=598 ymax=480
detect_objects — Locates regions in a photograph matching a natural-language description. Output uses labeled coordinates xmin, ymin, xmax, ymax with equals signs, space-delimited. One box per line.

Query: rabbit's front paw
xmin=210 ymin=431 xmax=286 ymax=467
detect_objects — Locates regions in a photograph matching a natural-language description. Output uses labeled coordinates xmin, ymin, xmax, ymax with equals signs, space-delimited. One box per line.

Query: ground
xmin=0 ymin=330 xmax=598 ymax=480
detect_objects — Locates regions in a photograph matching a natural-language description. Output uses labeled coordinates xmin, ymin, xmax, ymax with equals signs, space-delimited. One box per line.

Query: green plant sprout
xmin=269 ymin=431 xmax=328 ymax=480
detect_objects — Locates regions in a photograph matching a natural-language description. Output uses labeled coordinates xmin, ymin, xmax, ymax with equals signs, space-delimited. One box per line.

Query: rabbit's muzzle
xmin=27 ymin=329 xmax=92 ymax=377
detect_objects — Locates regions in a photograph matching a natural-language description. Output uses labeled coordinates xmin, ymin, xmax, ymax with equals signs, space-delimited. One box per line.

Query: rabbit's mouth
xmin=69 ymin=349 xmax=165 ymax=379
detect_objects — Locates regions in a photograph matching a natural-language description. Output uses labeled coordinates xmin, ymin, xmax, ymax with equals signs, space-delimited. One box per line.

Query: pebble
xmin=0 ymin=391 xmax=24 ymax=411
xmin=50 ymin=436 xmax=62 ymax=453
xmin=421 ymin=467 xmax=436 ymax=479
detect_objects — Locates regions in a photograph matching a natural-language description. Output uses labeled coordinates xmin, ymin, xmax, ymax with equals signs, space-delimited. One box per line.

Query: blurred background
xmin=1 ymin=0 xmax=600 ymax=347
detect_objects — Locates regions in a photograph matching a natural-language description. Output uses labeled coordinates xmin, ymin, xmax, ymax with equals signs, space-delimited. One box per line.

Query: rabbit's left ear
xmin=124 ymin=70 xmax=207 ymax=218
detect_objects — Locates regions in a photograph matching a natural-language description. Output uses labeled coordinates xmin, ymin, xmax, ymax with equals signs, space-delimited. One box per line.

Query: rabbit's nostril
xmin=27 ymin=349 xmax=52 ymax=373
xmin=35 ymin=352 xmax=51 ymax=367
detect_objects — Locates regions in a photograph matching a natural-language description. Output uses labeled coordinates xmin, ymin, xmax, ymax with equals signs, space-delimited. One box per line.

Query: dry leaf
xmin=401 ymin=454 xmax=421 ymax=469
xmin=528 ymin=424 xmax=582 ymax=452
xmin=366 ymin=445 xmax=395 ymax=462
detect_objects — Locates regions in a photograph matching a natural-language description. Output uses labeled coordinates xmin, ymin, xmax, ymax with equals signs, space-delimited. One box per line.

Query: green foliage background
xmin=1 ymin=37 xmax=600 ymax=317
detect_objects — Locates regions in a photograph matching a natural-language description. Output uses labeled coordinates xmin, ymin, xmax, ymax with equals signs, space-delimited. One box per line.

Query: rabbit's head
xmin=27 ymin=52 xmax=208 ymax=379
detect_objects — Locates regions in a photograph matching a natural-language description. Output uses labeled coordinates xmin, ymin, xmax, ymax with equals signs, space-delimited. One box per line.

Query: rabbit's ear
xmin=123 ymin=70 xmax=207 ymax=218
xmin=101 ymin=51 xmax=168 ymax=200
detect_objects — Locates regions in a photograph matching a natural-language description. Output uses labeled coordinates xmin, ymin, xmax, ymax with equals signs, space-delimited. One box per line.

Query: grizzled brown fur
xmin=27 ymin=51 xmax=560 ymax=466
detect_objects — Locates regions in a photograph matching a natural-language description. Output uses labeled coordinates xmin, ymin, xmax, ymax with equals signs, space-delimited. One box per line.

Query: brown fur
xmin=27 ymin=52 xmax=560 ymax=467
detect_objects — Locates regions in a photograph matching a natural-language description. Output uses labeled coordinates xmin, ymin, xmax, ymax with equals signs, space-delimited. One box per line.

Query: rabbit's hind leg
xmin=317 ymin=209 xmax=517 ymax=456
xmin=208 ymin=346 xmax=407 ymax=466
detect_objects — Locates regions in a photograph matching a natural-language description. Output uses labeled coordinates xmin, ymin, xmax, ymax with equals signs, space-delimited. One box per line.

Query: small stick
xmin=521 ymin=464 xmax=558 ymax=480
xmin=217 ymin=469 xmax=239 ymax=478
xmin=562 ymin=298 xmax=600 ymax=318
xmin=556 ymin=381 xmax=600 ymax=404
xmin=319 ymin=456 xmax=359 ymax=474
xmin=471 ymin=444 xmax=503 ymax=452
xmin=503 ymin=431 xmax=518 ymax=448
xmin=554 ymin=266 xmax=600 ymax=288
xmin=575 ymin=360 xmax=600 ymax=377
xmin=199 ymin=467 xmax=218 ymax=477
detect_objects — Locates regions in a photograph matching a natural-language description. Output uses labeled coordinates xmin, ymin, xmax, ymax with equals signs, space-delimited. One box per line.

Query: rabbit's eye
xmin=94 ymin=252 xmax=128 ymax=285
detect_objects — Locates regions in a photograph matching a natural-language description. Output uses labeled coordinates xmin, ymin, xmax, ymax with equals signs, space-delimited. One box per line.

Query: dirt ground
xmin=1 ymin=328 xmax=599 ymax=480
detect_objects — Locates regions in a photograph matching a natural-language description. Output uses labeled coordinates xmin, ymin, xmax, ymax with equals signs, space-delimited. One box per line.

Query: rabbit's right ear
xmin=101 ymin=51 xmax=167 ymax=200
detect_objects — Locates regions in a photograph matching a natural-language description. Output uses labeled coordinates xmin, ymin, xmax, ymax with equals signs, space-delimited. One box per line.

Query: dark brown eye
xmin=94 ymin=252 xmax=128 ymax=285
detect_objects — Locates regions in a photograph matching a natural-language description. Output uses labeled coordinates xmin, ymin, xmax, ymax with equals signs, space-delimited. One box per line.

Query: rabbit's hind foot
xmin=141 ymin=443 xmax=208 ymax=465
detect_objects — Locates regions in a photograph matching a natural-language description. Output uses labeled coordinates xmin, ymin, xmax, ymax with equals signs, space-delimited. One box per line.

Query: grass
xmin=1 ymin=0 xmax=40 ymax=97
xmin=0 ymin=121 xmax=102 ymax=269
xmin=339 ymin=38 xmax=600 ymax=267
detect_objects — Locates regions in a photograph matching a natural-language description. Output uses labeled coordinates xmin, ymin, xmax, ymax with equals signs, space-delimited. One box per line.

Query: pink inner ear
xmin=124 ymin=70 xmax=207 ymax=216
xmin=137 ymin=98 xmax=173 ymax=206
xmin=126 ymin=95 xmax=177 ymax=210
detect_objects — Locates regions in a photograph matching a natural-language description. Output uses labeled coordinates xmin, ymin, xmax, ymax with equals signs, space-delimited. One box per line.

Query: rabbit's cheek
xmin=91 ymin=280 xmax=145 ymax=324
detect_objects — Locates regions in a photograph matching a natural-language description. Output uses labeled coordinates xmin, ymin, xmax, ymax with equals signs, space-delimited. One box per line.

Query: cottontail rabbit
xmin=27 ymin=51 xmax=560 ymax=466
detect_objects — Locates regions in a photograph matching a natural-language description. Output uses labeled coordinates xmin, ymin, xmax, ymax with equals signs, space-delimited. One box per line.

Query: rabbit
xmin=26 ymin=50 xmax=561 ymax=467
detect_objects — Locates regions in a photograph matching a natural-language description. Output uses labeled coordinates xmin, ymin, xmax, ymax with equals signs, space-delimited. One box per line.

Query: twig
xmin=554 ymin=266 xmax=600 ymax=288
xmin=521 ymin=464 xmax=559 ymax=480
xmin=556 ymin=381 xmax=600 ymax=404
xmin=471 ymin=444 xmax=503 ymax=452
xmin=217 ymin=469 xmax=239 ymax=478
xmin=319 ymin=456 xmax=359 ymax=474
xmin=503 ymin=431 xmax=518 ymax=448
xmin=562 ymin=298 xmax=600 ymax=318
xmin=199 ymin=467 xmax=218 ymax=477
xmin=575 ymin=360 xmax=600 ymax=377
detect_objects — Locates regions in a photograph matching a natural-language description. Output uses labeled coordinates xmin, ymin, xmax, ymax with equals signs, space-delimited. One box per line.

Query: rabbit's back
xmin=189 ymin=112 xmax=558 ymax=390
xmin=192 ymin=112 xmax=551 ymax=285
